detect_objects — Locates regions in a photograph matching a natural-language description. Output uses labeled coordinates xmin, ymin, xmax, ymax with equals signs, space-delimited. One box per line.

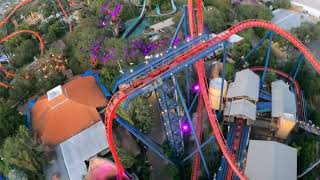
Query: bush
xmin=0 ymin=126 xmax=44 ymax=179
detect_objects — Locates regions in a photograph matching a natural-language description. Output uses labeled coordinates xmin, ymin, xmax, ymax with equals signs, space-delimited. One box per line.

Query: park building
xmin=271 ymin=80 xmax=297 ymax=139
xmin=245 ymin=140 xmax=297 ymax=180
xmin=209 ymin=62 xmax=228 ymax=110
xmin=28 ymin=70 xmax=111 ymax=180
xmin=224 ymin=69 xmax=260 ymax=125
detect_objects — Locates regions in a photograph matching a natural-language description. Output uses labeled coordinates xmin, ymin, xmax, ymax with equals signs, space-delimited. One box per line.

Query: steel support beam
xmin=175 ymin=79 xmax=211 ymax=177
xmin=260 ymin=32 xmax=273 ymax=88
xmin=218 ymin=42 xmax=229 ymax=120
xmin=298 ymin=158 xmax=320 ymax=179
xmin=237 ymin=31 xmax=271 ymax=68
xmin=181 ymin=136 xmax=216 ymax=163
xmin=291 ymin=54 xmax=305 ymax=80
xmin=169 ymin=12 xmax=185 ymax=49
xmin=115 ymin=116 xmax=175 ymax=165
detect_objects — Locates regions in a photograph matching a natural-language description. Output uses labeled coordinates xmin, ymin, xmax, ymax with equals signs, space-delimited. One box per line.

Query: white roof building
xmin=271 ymin=80 xmax=297 ymax=120
xmin=224 ymin=99 xmax=257 ymax=123
xmin=291 ymin=0 xmax=320 ymax=18
xmin=227 ymin=69 xmax=260 ymax=102
xmin=245 ymin=140 xmax=297 ymax=180
xmin=45 ymin=121 xmax=109 ymax=180
xmin=272 ymin=9 xmax=312 ymax=31
xmin=210 ymin=33 xmax=243 ymax=44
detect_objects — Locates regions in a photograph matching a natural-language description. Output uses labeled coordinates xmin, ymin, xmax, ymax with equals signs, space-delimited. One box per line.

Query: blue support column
xmin=217 ymin=124 xmax=236 ymax=180
xmin=217 ymin=42 xmax=228 ymax=120
xmin=169 ymin=12 xmax=186 ymax=49
xmin=237 ymin=31 xmax=271 ymax=68
xmin=175 ymin=80 xmax=211 ymax=178
xmin=186 ymin=67 xmax=190 ymax=106
xmin=188 ymin=91 xmax=199 ymax=112
xmin=27 ymin=99 xmax=36 ymax=130
xmin=181 ymin=136 xmax=216 ymax=163
xmin=115 ymin=116 xmax=175 ymax=165
xmin=291 ymin=54 xmax=304 ymax=80
xmin=301 ymin=91 xmax=308 ymax=122
xmin=260 ymin=31 xmax=274 ymax=89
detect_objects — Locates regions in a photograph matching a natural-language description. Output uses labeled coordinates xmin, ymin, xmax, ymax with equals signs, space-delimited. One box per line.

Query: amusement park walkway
xmin=146 ymin=93 xmax=172 ymax=180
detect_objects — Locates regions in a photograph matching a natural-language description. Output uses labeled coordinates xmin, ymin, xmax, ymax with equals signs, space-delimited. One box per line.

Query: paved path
xmin=292 ymin=0 xmax=320 ymax=18
xmin=146 ymin=93 xmax=172 ymax=180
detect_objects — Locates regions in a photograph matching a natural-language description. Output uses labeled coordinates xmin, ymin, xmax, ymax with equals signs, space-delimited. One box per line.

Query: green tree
xmin=235 ymin=4 xmax=272 ymax=37
xmin=291 ymin=137 xmax=317 ymax=180
xmin=264 ymin=72 xmax=277 ymax=85
xmin=118 ymin=148 xmax=135 ymax=169
xmin=11 ymin=39 xmax=39 ymax=68
xmin=119 ymin=2 xmax=140 ymax=22
xmin=46 ymin=21 xmax=66 ymax=42
xmin=129 ymin=97 xmax=155 ymax=133
xmin=0 ymin=103 xmax=25 ymax=143
xmin=272 ymin=0 xmax=291 ymax=9
xmin=225 ymin=63 xmax=235 ymax=81
xmin=204 ymin=0 xmax=234 ymax=33
xmin=0 ymin=126 xmax=44 ymax=179
xmin=100 ymin=63 xmax=120 ymax=90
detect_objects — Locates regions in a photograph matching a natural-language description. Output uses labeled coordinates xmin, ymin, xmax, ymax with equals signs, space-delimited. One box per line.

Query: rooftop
xmin=271 ymin=80 xmax=297 ymax=120
xmin=226 ymin=69 xmax=260 ymax=102
xmin=224 ymin=99 xmax=257 ymax=121
xmin=272 ymin=9 xmax=312 ymax=31
xmin=31 ymin=75 xmax=108 ymax=145
xmin=245 ymin=140 xmax=297 ymax=180
xmin=46 ymin=121 xmax=109 ymax=180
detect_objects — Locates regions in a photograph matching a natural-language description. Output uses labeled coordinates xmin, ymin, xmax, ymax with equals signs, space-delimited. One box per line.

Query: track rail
xmin=55 ymin=0 xmax=72 ymax=31
xmin=0 ymin=30 xmax=45 ymax=55
xmin=225 ymin=118 xmax=245 ymax=180
xmin=104 ymin=20 xmax=320 ymax=180
xmin=0 ymin=0 xmax=32 ymax=28
xmin=191 ymin=94 xmax=203 ymax=180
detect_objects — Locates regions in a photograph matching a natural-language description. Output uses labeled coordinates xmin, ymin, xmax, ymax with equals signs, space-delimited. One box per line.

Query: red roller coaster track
xmin=0 ymin=0 xmax=32 ymax=28
xmin=104 ymin=19 xmax=320 ymax=180
xmin=0 ymin=0 xmax=71 ymax=31
xmin=0 ymin=30 xmax=45 ymax=55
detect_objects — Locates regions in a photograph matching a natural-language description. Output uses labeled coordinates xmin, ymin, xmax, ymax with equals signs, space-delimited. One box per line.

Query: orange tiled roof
xmin=31 ymin=75 xmax=108 ymax=145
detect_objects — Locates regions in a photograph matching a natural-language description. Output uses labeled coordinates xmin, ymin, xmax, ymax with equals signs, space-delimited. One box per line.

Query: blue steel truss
xmin=156 ymin=79 xmax=184 ymax=154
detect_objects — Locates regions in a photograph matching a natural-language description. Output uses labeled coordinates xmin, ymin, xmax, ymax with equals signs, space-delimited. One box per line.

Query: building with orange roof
xmin=27 ymin=70 xmax=112 ymax=180
xmin=30 ymin=70 xmax=109 ymax=145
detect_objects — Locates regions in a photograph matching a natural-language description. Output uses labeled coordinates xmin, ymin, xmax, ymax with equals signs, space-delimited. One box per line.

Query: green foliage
xmin=119 ymin=3 xmax=141 ymax=22
xmin=230 ymin=39 xmax=252 ymax=63
xmin=129 ymin=97 xmax=155 ymax=133
xmin=65 ymin=16 xmax=102 ymax=73
xmin=204 ymin=7 xmax=228 ymax=33
xmin=46 ymin=21 xmax=66 ymax=42
xmin=165 ymin=164 xmax=180 ymax=179
xmin=204 ymin=1 xmax=234 ymax=33
xmin=236 ymin=4 xmax=272 ymax=21
xmin=235 ymin=4 xmax=272 ymax=37
xmin=0 ymin=103 xmax=25 ymax=143
xmin=100 ymin=63 xmax=120 ymax=90
xmin=264 ymin=72 xmax=277 ymax=84
xmin=35 ymin=72 xmax=66 ymax=95
xmin=118 ymin=148 xmax=135 ymax=168
xmin=8 ymin=75 xmax=38 ymax=104
xmin=10 ymin=39 xmax=39 ymax=68
xmin=0 ymin=126 xmax=44 ymax=179
xmin=225 ymin=63 xmax=235 ymax=81
xmin=272 ymin=0 xmax=291 ymax=9
xmin=291 ymin=137 xmax=317 ymax=180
